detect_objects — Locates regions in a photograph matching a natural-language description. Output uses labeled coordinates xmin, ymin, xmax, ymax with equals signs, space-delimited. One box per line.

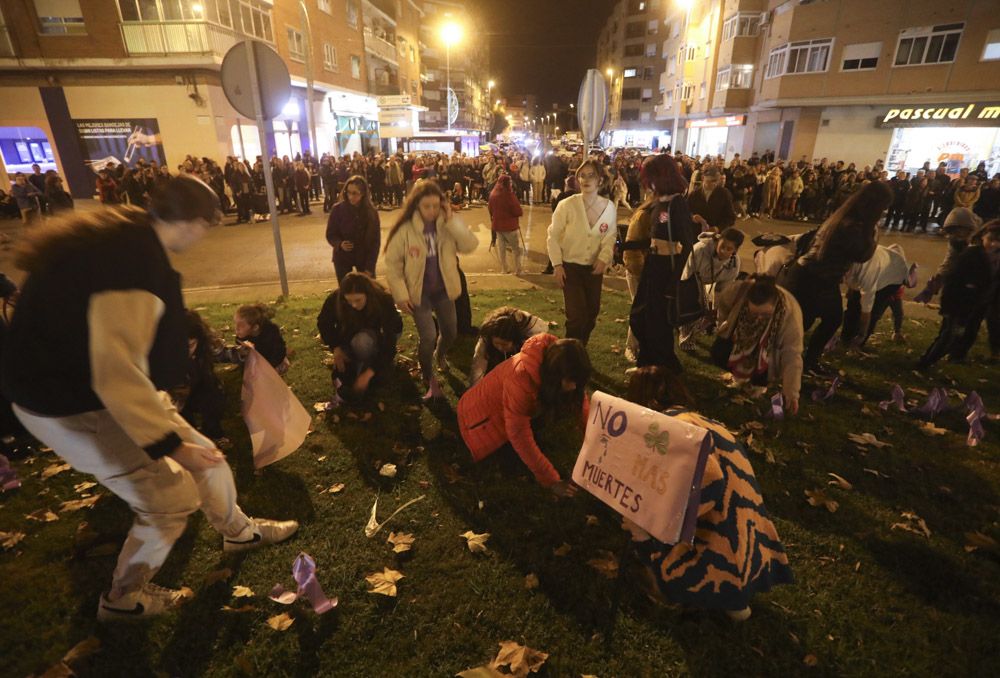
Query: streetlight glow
xmin=605 ymin=68 xmax=613 ymax=77
xmin=440 ymin=21 xmax=463 ymax=47
xmin=488 ymin=79 xmax=495 ymax=89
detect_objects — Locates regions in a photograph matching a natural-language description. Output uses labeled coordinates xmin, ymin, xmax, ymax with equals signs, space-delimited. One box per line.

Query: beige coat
xmin=384 ymin=211 xmax=478 ymax=306
xmin=716 ymin=281 xmax=804 ymax=402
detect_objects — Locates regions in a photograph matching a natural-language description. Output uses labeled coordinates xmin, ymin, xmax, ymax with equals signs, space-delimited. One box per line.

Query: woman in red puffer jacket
xmin=457 ymin=333 xmax=591 ymax=497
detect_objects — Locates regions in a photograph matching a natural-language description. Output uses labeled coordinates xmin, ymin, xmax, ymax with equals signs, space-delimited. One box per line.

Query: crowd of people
xmin=1 ymin=140 xmax=998 ymax=630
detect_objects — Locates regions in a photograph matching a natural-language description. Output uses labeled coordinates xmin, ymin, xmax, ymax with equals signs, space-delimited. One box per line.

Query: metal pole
xmin=445 ymin=43 xmax=451 ymax=131
xmin=245 ymin=40 xmax=290 ymax=297
xmin=299 ymin=0 xmax=318 ymax=157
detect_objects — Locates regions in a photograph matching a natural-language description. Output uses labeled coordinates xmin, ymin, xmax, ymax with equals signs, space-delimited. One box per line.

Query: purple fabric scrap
xmin=269 ymin=552 xmax=337 ymax=614
xmin=965 ymin=391 xmax=986 ymax=447
xmin=770 ymin=392 xmax=785 ymax=421
xmin=0 ymin=454 xmax=20 ymax=492
xmin=879 ymin=384 xmax=907 ymax=412
xmin=914 ymin=387 xmax=949 ymax=418
xmin=811 ymin=376 xmax=841 ymax=403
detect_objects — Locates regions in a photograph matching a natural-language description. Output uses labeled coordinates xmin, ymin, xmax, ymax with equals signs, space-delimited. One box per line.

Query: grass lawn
xmin=2 ymin=286 xmax=999 ymax=677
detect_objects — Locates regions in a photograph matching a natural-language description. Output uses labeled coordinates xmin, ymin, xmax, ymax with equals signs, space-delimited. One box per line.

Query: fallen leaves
xmin=552 ymin=543 xmax=572 ymax=557
xmin=266 ymin=612 xmax=294 ymax=631
xmin=387 ymin=531 xmax=415 ymax=554
xmin=490 ymin=640 xmax=549 ymax=678
xmin=0 ymin=530 xmax=25 ymax=550
xmin=41 ymin=462 xmax=71 ymax=479
xmin=365 ymin=567 xmax=404 ymax=596
xmin=73 ymin=481 xmax=97 ymax=493
xmin=847 ymin=433 xmax=891 ymax=449
xmin=232 ymin=585 xmax=255 ymax=598
xmin=891 ymin=511 xmax=931 ymax=539
xmin=918 ymin=421 xmax=948 ymax=436
xmin=59 ymin=495 xmax=101 ymax=513
xmin=461 ymin=531 xmax=491 ymax=554
xmin=803 ymin=653 xmax=819 ymax=667
xmin=524 ymin=573 xmax=539 ymax=590
xmin=964 ymin=531 xmax=999 ymax=554
xmin=587 ymin=550 xmax=619 ymax=579
xmin=379 ymin=463 xmax=398 ymax=478
xmin=26 ymin=508 xmax=60 ymax=522
xmin=320 ymin=483 xmax=345 ymax=494
xmin=42 ymin=636 xmax=101 ymax=677
xmin=585 ymin=514 xmax=599 ymax=527
xmin=826 ymin=473 xmax=853 ymax=491
xmin=364 ymin=495 xmax=426 ymax=538
xmin=863 ymin=467 xmax=891 ymax=479
xmin=804 ymin=489 xmax=840 ymax=513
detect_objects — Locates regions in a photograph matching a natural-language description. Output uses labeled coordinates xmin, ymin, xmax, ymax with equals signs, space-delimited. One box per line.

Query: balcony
xmin=363 ymin=27 xmax=398 ymax=65
xmin=0 ymin=25 xmax=14 ymax=57
xmin=120 ymin=21 xmax=250 ymax=56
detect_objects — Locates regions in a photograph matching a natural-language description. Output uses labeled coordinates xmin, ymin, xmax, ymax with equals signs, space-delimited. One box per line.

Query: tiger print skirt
xmin=633 ymin=409 xmax=793 ymax=610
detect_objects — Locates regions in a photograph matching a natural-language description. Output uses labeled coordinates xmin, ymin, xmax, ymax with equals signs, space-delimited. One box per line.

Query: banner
xmin=73 ymin=118 xmax=165 ymax=173
xmin=241 ymin=349 xmax=311 ymax=469
xmin=572 ymin=391 xmax=710 ymax=545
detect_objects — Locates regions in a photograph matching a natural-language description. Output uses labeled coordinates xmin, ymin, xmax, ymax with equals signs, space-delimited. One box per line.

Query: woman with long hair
xmin=488 ymin=174 xmax=524 ymax=275
xmin=2 ymin=176 xmax=297 ymax=621
xmin=778 ymin=180 xmax=893 ymax=372
xmin=384 ymin=180 xmax=478 ymax=400
xmin=546 ymin=160 xmax=619 ymax=344
xmin=326 ymin=175 xmax=381 ymax=281
xmin=622 ymin=366 xmax=793 ymax=620
xmin=625 ymin=153 xmax=699 ymax=372
xmin=317 ymin=271 xmax=403 ymax=401
xmin=469 ymin=305 xmax=546 ymax=385
xmin=458 ymin=334 xmax=589 ymax=497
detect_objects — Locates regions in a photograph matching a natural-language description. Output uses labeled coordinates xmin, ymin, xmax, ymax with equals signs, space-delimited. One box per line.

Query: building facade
xmin=596 ymin=0 xmax=669 ymax=149
xmin=655 ymin=0 xmax=1000 ymax=174
xmin=0 ymin=0 xmax=430 ymax=197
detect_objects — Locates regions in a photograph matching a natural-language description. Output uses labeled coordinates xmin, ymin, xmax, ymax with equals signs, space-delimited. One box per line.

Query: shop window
xmin=765 ymin=39 xmax=833 ymax=78
xmin=722 ymin=12 xmax=762 ymax=41
xmin=841 ymin=42 xmax=881 ymax=71
xmin=981 ymin=28 xmax=1000 ymax=61
xmin=351 ymin=54 xmax=361 ymax=79
xmin=317 ymin=0 xmax=330 ymax=13
xmin=323 ymin=42 xmax=337 ymax=71
xmin=624 ymin=44 xmax=643 ymax=57
xmin=894 ymin=23 xmax=963 ymax=67
xmin=346 ymin=0 xmax=358 ymax=29
xmin=33 ymin=0 xmax=86 ymax=34
xmin=623 ymin=67 xmax=638 ymax=78
xmin=286 ymin=26 xmax=304 ymax=61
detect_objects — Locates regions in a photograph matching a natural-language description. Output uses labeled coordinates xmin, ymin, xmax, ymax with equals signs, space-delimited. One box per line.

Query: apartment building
xmin=595 ymin=0 xmax=669 ymax=149
xmin=0 ymin=0 xmax=414 ymax=197
xmin=656 ymin=0 xmax=1000 ymax=174
xmin=416 ymin=0 xmax=490 ymax=154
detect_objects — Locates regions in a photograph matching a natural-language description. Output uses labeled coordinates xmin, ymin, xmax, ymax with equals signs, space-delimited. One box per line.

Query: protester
xmin=44 ymin=174 xmax=74 ymax=214
xmin=11 ymin=173 xmax=41 ymax=224
xmin=622 ymin=366 xmax=793 ymax=619
xmin=326 ymin=175 xmax=380 ymax=281
xmin=687 ymin=166 xmax=736 ymax=233
xmin=678 ymin=227 xmax=745 ymax=349
xmin=219 ymin=303 xmax=289 ymax=375
xmin=488 ymin=174 xmax=524 ymax=275
xmin=174 ymin=310 xmax=228 ymax=447
xmin=841 ymin=244 xmax=910 ymax=346
xmin=384 ymin=180 xmax=478 ymax=400
xmin=1 ymin=175 xmax=298 ymax=620
xmin=547 ymin=160 xmax=618 ymax=344
xmin=317 ymin=272 xmax=402 ymax=401
xmin=469 ymin=306 xmax=546 ymax=385
xmin=457 ymin=334 xmax=588 ymax=496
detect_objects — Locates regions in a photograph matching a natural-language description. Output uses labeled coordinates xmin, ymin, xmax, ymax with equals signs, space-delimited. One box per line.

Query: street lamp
xmin=440 ymin=20 xmax=463 ymax=130
xmin=605 ymin=67 xmax=613 ymax=78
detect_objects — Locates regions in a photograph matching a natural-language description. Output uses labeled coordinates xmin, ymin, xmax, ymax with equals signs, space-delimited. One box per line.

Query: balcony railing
xmin=0 ymin=25 xmax=14 ymax=57
xmin=363 ymin=27 xmax=398 ymax=64
xmin=120 ymin=21 xmax=253 ymax=56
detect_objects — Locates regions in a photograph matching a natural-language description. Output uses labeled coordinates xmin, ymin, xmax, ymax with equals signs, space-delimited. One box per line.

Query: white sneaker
xmin=223 ymin=518 xmax=299 ymax=553
xmin=97 ymin=583 xmax=191 ymax=621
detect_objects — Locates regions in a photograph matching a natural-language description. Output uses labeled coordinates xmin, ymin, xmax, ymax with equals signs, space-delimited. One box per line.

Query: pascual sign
xmin=879 ymin=103 xmax=1000 ymax=128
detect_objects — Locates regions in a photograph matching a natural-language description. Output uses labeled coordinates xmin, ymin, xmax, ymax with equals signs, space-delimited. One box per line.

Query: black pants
xmin=456 ymin=265 xmax=475 ymax=335
xmin=841 ymin=284 xmax=903 ymax=345
xmin=298 ymin=190 xmax=311 ymax=214
xmin=918 ymin=314 xmax=966 ymax=368
xmin=949 ymin=302 xmax=1000 ymax=361
xmin=563 ymin=262 xmax=603 ymax=345
xmin=630 ymin=255 xmax=683 ymax=373
xmin=235 ymin=192 xmax=251 ymax=222
xmin=784 ymin=264 xmax=842 ymax=368
xmin=180 ymin=381 xmax=226 ymax=440
xmin=885 ymin=204 xmax=905 ymax=228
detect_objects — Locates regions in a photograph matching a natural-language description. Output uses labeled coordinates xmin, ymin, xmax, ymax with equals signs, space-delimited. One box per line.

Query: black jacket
xmin=317 ymin=290 xmax=402 ymax=378
xmin=941 ymin=245 xmax=998 ymax=319
xmin=686 ymin=186 xmax=736 ymax=230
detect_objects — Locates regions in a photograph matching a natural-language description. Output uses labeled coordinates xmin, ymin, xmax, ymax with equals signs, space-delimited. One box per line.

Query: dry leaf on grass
xmin=847 ymin=432 xmax=891 ymax=449
xmin=744 ymin=420 xmax=765 ymax=432
xmin=803 ymin=654 xmax=819 ymax=667
xmin=918 ymin=421 xmax=948 ymax=436
xmin=232 ymin=585 xmax=255 ymax=598
xmin=826 ymin=473 xmax=853 ymax=491
xmin=313 ymin=402 xmax=332 ymax=412
xmin=804 ymin=489 xmax=839 ymax=513
xmin=266 ymin=612 xmax=294 ymax=631
xmin=553 ymin=543 xmax=572 ymax=557
xmin=461 ymin=531 xmax=490 ymax=553
xmin=491 ymin=640 xmax=549 ymax=677
xmin=524 ymin=573 xmax=539 ymax=590
xmin=456 ymin=665 xmax=505 ymax=677
xmin=26 ymin=508 xmax=60 ymax=522
xmin=221 ymin=604 xmax=256 ymax=613
xmin=379 ymin=463 xmax=398 ymax=478
xmin=585 ymin=514 xmax=599 ymax=526
xmin=41 ymin=462 xmax=71 ymax=479
xmin=321 ymin=483 xmax=345 ymax=494
xmin=364 ymin=495 xmax=426 ymax=538
xmin=42 ymin=636 xmax=101 ymax=677
xmin=73 ymin=481 xmax=97 ymax=493
xmin=1 ymin=530 xmax=26 ymax=550
xmin=964 ymin=531 xmax=999 ymax=553
xmin=891 ymin=511 xmax=931 ymax=538
xmin=59 ymin=495 xmax=101 ymax=512
xmin=587 ymin=550 xmax=619 ymax=579
xmin=387 ymin=531 xmax=415 ymax=553
xmin=863 ymin=468 xmax=891 ymax=479
xmin=365 ymin=567 xmax=404 ymax=596
xmin=203 ymin=568 xmax=233 ymax=585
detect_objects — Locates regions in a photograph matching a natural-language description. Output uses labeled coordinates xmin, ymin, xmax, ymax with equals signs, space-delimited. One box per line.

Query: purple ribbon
xmin=879 ymin=384 xmax=907 ymax=412
xmin=770 ymin=392 xmax=785 ymax=421
xmin=0 ymin=454 xmax=20 ymax=492
xmin=269 ymin=552 xmax=337 ymax=614
xmin=965 ymin=391 xmax=986 ymax=447
xmin=811 ymin=376 xmax=841 ymax=403
xmin=914 ymin=387 xmax=949 ymax=418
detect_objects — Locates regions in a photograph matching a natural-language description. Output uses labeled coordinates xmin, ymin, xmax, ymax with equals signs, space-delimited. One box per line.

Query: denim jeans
xmin=411 ymin=291 xmax=457 ymax=380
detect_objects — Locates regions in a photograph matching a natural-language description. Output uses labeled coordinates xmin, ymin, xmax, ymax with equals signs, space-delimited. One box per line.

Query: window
xmin=722 ymin=12 xmax=762 ymax=41
xmin=645 ymin=43 xmax=656 ymax=57
xmin=317 ymin=0 xmax=331 ymax=14
xmin=699 ymin=82 xmax=705 ymax=99
xmin=323 ymin=42 xmax=337 ymax=71
xmin=841 ymin=41 xmax=881 ymax=71
xmin=668 ymin=58 xmax=675 ymax=76
xmin=894 ymin=23 xmax=963 ymax=66
xmin=984 ymin=28 xmax=1000 ymax=61
xmin=664 ymin=89 xmax=673 ymax=107
xmin=716 ymin=64 xmax=753 ymax=91
xmin=346 ymin=0 xmax=358 ymax=29
xmin=34 ymin=0 xmax=86 ymax=34
xmin=647 ymin=19 xmax=657 ymax=35
xmin=621 ymin=109 xmax=640 ymax=121
xmin=286 ymin=26 xmax=304 ymax=61
xmin=677 ymin=82 xmax=693 ymax=100
xmin=622 ymin=87 xmax=641 ymax=100
xmin=623 ymin=67 xmax=638 ymax=78
xmin=643 ymin=66 xmax=653 ymax=80
xmin=641 ymin=88 xmax=653 ymax=102
xmin=624 ymin=44 xmax=643 ymax=56
xmin=625 ymin=22 xmax=644 ymax=39
xmin=765 ymin=39 xmax=833 ymax=78
xmin=351 ymin=54 xmax=361 ymax=79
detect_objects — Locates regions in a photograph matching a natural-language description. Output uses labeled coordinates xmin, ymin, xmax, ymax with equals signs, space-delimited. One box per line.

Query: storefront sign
xmin=879 ymin=102 xmax=1000 ymax=128
xmin=685 ymin=115 xmax=746 ymax=129
xmin=377 ymin=94 xmax=412 ymax=107
xmin=571 ymin=391 xmax=711 ymax=545
xmin=73 ymin=118 xmax=165 ymax=173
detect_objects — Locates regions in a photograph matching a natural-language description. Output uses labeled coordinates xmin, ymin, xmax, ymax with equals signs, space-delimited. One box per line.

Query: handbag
xmin=660 ymin=201 xmax=705 ymax=326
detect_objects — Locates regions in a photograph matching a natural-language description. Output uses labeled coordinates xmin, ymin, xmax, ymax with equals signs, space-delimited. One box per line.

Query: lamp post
xmin=440 ymin=21 xmax=462 ymax=131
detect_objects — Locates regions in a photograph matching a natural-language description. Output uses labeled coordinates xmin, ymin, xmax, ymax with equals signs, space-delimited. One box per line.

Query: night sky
xmin=478 ymin=0 xmax=614 ymax=109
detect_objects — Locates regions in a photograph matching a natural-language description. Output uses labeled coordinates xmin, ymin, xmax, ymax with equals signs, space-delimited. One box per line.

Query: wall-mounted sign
xmin=73 ymin=118 xmax=165 ymax=173
xmin=377 ymin=94 xmax=412 ymax=107
xmin=878 ymin=102 xmax=1000 ymax=128
xmin=685 ymin=115 xmax=746 ymax=129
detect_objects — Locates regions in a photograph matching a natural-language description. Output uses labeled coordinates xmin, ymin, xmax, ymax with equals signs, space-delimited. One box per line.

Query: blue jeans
xmin=411 ymin=291 xmax=456 ymax=380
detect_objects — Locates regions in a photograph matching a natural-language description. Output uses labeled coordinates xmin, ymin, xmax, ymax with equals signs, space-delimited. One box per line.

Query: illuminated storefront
xmin=684 ymin=115 xmax=747 ymax=158
xmin=879 ymin=102 xmax=1000 ymax=176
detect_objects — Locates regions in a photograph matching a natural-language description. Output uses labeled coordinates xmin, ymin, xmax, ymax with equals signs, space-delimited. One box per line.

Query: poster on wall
xmin=73 ymin=119 xmax=165 ymax=174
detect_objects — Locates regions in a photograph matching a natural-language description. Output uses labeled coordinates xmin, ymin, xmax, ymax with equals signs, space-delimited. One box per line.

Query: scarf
xmin=727 ymin=294 xmax=786 ymax=380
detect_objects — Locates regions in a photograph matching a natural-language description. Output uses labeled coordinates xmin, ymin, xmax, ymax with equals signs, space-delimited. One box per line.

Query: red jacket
xmin=458 ymin=333 xmax=562 ymax=486
xmin=488 ymin=187 xmax=523 ymax=232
